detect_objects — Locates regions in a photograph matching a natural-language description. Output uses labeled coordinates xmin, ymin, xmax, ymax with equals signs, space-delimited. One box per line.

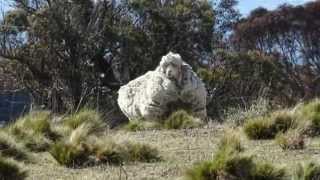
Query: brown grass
xmin=21 ymin=123 xmax=320 ymax=180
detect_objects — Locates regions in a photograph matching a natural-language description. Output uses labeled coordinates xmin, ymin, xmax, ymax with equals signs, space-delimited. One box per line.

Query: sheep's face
xmin=165 ymin=63 xmax=181 ymax=81
xmin=159 ymin=52 xmax=184 ymax=83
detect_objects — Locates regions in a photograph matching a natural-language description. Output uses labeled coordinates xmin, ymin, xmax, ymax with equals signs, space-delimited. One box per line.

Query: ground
xmin=25 ymin=123 xmax=320 ymax=180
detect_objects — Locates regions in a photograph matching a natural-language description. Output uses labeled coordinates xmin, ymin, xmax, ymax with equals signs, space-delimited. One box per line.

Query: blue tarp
xmin=0 ymin=90 xmax=31 ymax=123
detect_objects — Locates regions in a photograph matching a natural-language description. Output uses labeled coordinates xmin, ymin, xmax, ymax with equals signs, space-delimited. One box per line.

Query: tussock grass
xmin=49 ymin=141 xmax=91 ymax=168
xmin=296 ymin=99 xmax=320 ymax=136
xmin=0 ymin=157 xmax=27 ymax=180
xmin=275 ymin=129 xmax=305 ymax=150
xmin=164 ymin=110 xmax=202 ymax=130
xmin=121 ymin=142 xmax=161 ymax=163
xmin=122 ymin=119 xmax=161 ymax=132
xmin=50 ymin=123 xmax=161 ymax=167
xmin=185 ymin=130 xmax=286 ymax=180
xmin=6 ymin=111 xmax=57 ymax=152
xmin=244 ymin=110 xmax=295 ymax=140
xmin=123 ymin=110 xmax=202 ymax=131
xmin=0 ymin=131 xmax=28 ymax=161
xmin=63 ymin=108 xmax=106 ymax=133
xmin=293 ymin=162 xmax=320 ymax=180
xmin=218 ymin=130 xmax=243 ymax=153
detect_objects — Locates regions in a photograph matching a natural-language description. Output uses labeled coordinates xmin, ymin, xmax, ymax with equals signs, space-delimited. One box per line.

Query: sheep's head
xmin=159 ymin=52 xmax=183 ymax=83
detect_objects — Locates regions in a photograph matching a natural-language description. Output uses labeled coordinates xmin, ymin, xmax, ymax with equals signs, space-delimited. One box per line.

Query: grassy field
xmin=23 ymin=123 xmax=320 ymax=180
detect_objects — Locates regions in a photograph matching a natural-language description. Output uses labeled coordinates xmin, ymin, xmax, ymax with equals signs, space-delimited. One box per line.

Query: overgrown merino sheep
xmin=118 ymin=52 xmax=207 ymax=121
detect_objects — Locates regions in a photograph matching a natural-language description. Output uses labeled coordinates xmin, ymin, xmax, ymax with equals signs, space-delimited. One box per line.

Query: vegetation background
xmin=1 ymin=0 xmax=320 ymax=179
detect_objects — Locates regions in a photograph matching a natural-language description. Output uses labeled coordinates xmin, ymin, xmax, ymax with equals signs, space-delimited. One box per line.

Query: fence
xmin=0 ymin=89 xmax=32 ymax=124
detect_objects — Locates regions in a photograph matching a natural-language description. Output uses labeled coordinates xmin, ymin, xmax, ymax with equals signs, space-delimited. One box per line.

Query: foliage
xmin=0 ymin=158 xmax=26 ymax=180
xmin=198 ymin=50 xmax=285 ymax=118
xmin=244 ymin=111 xmax=295 ymax=140
xmin=7 ymin=111 xmax=57 ymax=152
xmin=164 ymin=110 xmax=202 ymax=130
xmin=63 ymin=108 xmax=106 ymax=134
xmin=224 ymin=97 xmax=271 ymax=126
xmin=297 ymin=99 xmax=320 ymax=136
xmin=49 ymin=141 xmax=90 ymax=168
xmin=0 ymin=0 xmax=215 ymax=112
xmin=122 ymin=110 xmax=202 ymax=131
xmin=184 ymin=131 xmax=286 ymax=180
xmin=121 ymin=142 xmax=161 ymax=163
xmin=234 ymin=1 xmax=320 ymax=101
xmin=122 ymin=120 xmax=161 ymax=132
xmin=275 ymin=129 xmax=305 ymax=150
xmin=293 ymin=162 xmax=320 ymax=180
xmin=0 ymin=131 xmax=28 ymax=161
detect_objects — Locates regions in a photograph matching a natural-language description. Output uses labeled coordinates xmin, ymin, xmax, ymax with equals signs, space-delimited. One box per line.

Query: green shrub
xmin=23 ymin=134 xmax=51 ymax=152
xmin=49 ymin=141 xmax=90 ymax=167
xmin=0 ymin=157 xmax=26 ymax=180
xmin=121 ymin=110 xmax=201 ymax=131
xmin=164 ymin=110 xmax=202 ymax=130
xmin=253 ymin=163 xmax=286 ymax=180
xmin=293 ymin=162 xmax=320 ymax=180
xmin=63 ymin=108 xmax=105 ymax=133
xmin=122 ymin=119 xmax=161 ymax=132
xmin=244 ymin=111 xmax=295 ymax=140
xmin=121 ymin=142 xmax=161 ymax=163
xmin=218 ymin=130 xmax=243 ymax=153
xmin=185 ymin=134 xmax=286 ymax=180
xmin=244 ymin=117 xmax=275 ymax=139
xmin=297 ymin=99 xmax=320 ymax=136
xmin=275 ymin=129 xmax=305 ymax=150
xmin=93 ymin=139 xmax=124 ymax=165
xmin=6 ymin=111 xmax=57 ymax=152
xmin=0 ymin=131 xmax=28 ymax=161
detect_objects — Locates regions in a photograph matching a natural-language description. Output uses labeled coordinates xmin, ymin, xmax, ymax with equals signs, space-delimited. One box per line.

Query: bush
xmin=0 ymin=131 xmax=28 ymax=161
xmin=49 ymin=141 xmax=90 ymax=168
xmin=121 ymin=142 xmax=161 ymax=163
xmin=63 ymin=108 xmax=106 ymax=133
xmin=293 ymin=162 xmax=320 ymax=180
xmin=244 ymin=117 xmax=275 ymax=140
xmin=164 ymin=110 xmax=202 ymax=130
xmin=244 ymin=111 xmax=295 ymax=140
xmin=218 ymin=130 xmax=243 ymax=153
xmin=93 ymin=139 xmax=124 ymax=165
xmin=121 ymin=110 xmax=201 ymax=131
xmin=185 ymin=133 xmax=286 ymax=180
xmin=275 ymin=129 xmax=305 ymax=150
xmin=297 ymin=99 xmax=320 ymax=136
xmin=253 ymin=163 xmax=286 ymax=180
xmin=6 ymin=111 xmax=57 ymax=152
xmin=0 ymin=157 xmax=26 ymax=180
xmin=224 ymin=98 xmax=271 ymax=126
xmin=122 ymin=119 xmax=161 ymax=132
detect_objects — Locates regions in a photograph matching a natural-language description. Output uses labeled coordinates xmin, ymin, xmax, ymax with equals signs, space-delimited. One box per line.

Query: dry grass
xmin=21 ymin=122 xmax=320 ymax=180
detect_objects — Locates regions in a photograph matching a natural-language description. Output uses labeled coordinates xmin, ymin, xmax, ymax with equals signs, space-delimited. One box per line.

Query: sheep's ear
xmin=159 ymin=56 xmax=168 ymax=73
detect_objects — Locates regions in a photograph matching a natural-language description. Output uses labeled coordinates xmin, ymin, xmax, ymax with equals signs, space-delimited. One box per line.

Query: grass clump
xmin=164 ymin=110 xmax=202 ymax=130
xmin=122 ymin=119 xmax=161 ymax=132
xmin=63 ymin=108 xmax=106 ymax=133
xmin=6 ymin=111 xmax=57 ymax=152
xmin=275 ymin=129 xmax=305 ymax=150
xmin=296 ymin=99 xmax=320 ymax=136
xmin=293 ymin=162 xmax=320 ymax=180
xmin=0 ymin=157 xmax=26 ymax=180
xmin=244 ymin=110 xmax=295 ymax=140
xmin=122 ymin=110 xmax=202 ymax=131
xmin=50 ymin=123 xmax=161 ymax=167
xmin=185 ymin=131 xmax=286 ymax=180
xmin=121 ymin=142 xmax=161 ymax=163
xmin=0 ymin=131 xmax=28 ymax=161
xmin=49 ymin=141 xmax=90 ymax=168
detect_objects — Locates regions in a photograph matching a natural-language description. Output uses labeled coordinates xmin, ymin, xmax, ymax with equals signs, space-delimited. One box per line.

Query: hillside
xmin=24 ymin=124 xmax=320 ymax=180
